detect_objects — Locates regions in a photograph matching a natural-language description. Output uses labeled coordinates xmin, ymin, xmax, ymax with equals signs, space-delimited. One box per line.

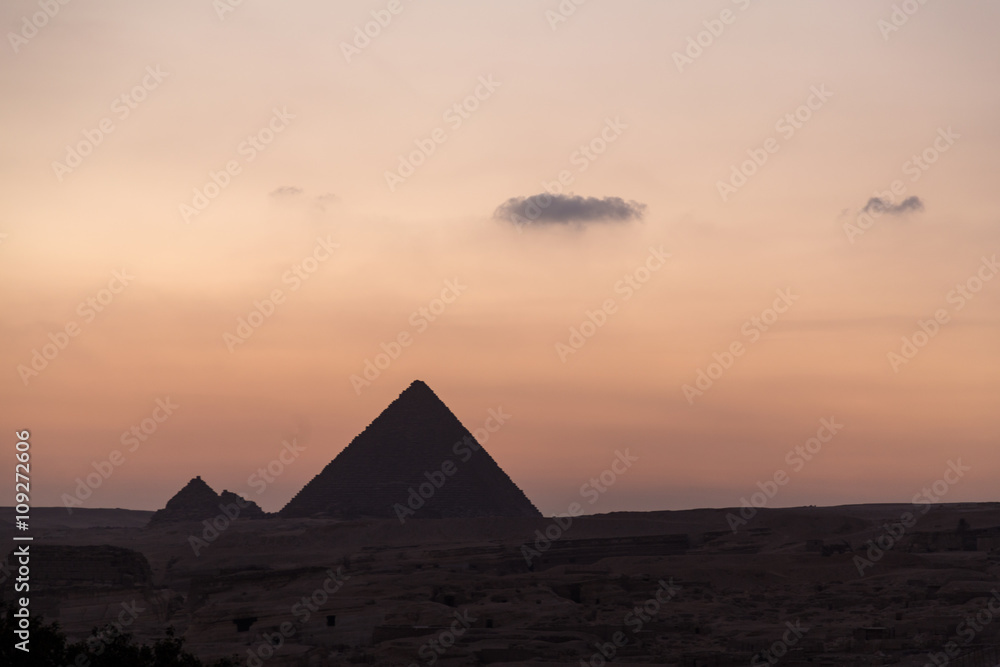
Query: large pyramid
xmin=280 ymin=381 xmax=541 ymax=519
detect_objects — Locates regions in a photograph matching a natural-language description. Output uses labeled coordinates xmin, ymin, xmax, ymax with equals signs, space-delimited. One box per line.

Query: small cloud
xmin=861 ymin=196 xmax=924 ymax=216
xmin=494 ymin=194 xmax=646 ymax=227
xmin=314 ymin=193 xmax=340 ymax=210
xmin=270 ymin=186 xmax=304 ymax=198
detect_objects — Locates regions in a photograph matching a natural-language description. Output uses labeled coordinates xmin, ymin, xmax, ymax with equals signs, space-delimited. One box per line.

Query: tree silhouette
xmin=1 ymin=606 xmax=239 ymax=667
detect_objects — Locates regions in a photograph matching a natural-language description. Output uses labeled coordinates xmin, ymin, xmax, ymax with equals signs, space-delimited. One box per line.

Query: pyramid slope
xmin=280 ymin=381 xmax=541 ymax=519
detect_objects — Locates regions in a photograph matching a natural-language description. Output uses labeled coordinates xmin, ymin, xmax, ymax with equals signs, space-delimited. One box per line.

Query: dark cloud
xmin=862 ymin=196 xmax=924 ymax=216
xmin=494 ymin=194 xmax=646 ymax=227
xmin=270 ymin=186 xmax=304 ymax=198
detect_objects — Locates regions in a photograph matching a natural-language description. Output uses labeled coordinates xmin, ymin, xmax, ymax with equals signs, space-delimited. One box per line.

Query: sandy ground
xmin=2 ymin=503 xmax=1000 ymax=666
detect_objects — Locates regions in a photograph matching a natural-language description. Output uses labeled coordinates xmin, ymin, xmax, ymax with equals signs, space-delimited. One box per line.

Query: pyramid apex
xmin=399 ymin=380 xmax=440 ymax=401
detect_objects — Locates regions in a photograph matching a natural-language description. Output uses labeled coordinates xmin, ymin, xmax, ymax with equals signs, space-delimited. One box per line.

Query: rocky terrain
xmin=4 ymin=383 xmax=999 ymax=665
xmin=4 ymin=503 xmax=1000 ymax=666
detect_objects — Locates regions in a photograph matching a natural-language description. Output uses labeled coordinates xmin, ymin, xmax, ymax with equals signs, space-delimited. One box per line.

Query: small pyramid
xmin=163 ymin=476 xmax=218 ymax=512
xmin=220 ymin=490 xmax=265 ymax=519
xmin=149 ymin=477 xmax=264 ymax=525
xmin=280 ymin=380 xmax=540 ymax=519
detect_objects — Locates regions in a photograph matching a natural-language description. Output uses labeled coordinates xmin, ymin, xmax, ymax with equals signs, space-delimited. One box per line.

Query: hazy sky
xmin=2 ymin=0 xmax=998 ymax=515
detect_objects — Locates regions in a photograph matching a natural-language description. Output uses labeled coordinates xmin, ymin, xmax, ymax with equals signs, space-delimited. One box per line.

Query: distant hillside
xmin=0 ymin=507 xmax=153 ymax=534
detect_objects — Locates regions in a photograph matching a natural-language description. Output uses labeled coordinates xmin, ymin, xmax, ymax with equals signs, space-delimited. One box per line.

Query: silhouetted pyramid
xmin=219 ymin=490 xmax=265 ymax=519
xmin=280 ymin=381 xmax=541 ymax=519
xmin=148 ymin=476 xmax=265 ymax=525
xmin=159 ymin=476 xmax=218 ymax=514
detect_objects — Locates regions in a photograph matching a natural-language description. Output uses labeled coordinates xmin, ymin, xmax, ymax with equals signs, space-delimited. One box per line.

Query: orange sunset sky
xmin=2 ymin=1 xmax=998 ymax=515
